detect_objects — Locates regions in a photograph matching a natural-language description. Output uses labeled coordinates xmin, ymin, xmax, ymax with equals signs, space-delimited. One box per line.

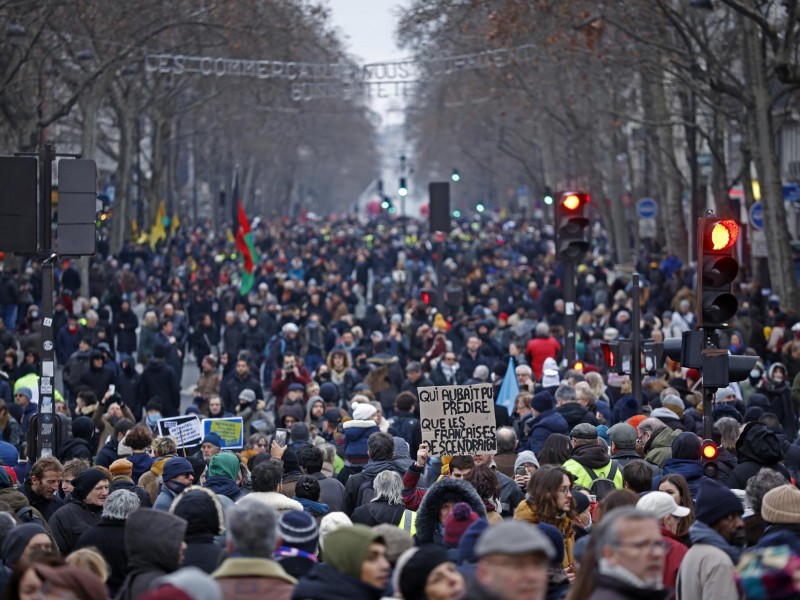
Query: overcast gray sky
xmin=325 ymin=0 xmax=407 ymax=64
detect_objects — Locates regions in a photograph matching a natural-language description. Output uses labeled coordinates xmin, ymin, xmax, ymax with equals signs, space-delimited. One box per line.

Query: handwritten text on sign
xmin=418 ymin=383 xmax=496 ymax=456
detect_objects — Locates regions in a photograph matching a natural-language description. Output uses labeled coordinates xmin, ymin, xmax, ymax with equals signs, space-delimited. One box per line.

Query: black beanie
xmin=531 ymin=391 xmax=554 ymax=413
xmin=695 ymin=479 xmax=743 ymax=526
xmin=71 ymin=468 xmax=108 ymax=501
xmin=671 ymin=432 xmax=701 ymax=461
xmin=399 ymin=544 xmax=450 ymax=600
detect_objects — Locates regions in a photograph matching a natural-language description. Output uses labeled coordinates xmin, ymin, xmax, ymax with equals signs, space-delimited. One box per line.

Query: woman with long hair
xmin=658 ymin=473 xmax=695 ymax=544
xmin=538 ymin=433 xmax=571 ymax=466
xmin=464 ymin=464 xmax=503 ymax=524
xmin=513 ymin=465 xmax=577 ymax=573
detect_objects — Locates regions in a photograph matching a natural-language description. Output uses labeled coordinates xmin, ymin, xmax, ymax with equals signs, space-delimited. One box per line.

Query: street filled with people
xmin=0 ymin=212 xmax=798 ymax=599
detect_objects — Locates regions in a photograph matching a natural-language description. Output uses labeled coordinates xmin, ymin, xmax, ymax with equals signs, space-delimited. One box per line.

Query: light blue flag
xmin=496 ymin=358 xmax=520 ymax=415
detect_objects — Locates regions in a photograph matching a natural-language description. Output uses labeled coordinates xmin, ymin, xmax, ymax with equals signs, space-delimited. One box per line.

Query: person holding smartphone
xmin=270 ymin=352 xmax=311 ymax=409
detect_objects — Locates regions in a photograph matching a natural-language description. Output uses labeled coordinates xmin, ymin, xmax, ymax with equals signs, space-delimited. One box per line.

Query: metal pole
xmin=689 ymin=89 xmax=699 ymax=263
xmin=563 ymin=260 xmax=576 ymax=364
xmin=435 ymin=240 xmax=445 ymax=314
xmin=37 ymin=144 xmax=56 ymax=458
xmin=631 ymin=273 xmax=642 ymax=402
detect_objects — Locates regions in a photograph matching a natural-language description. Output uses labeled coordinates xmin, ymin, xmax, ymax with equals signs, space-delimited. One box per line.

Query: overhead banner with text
xmin=418 ymin=383 xmax=496 ymax=456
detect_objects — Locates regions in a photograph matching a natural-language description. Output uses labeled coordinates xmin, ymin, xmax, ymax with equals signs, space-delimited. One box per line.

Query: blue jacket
xmin=652 ymin=458 xmax=707 ymax=500
xmin=525 ymin=409 xmax=569 ymax=455
xmin=342 ymin=419 xmax=379 ymax=459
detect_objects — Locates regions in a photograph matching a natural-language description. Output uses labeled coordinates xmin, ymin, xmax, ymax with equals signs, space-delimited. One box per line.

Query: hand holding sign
xmin=418 ymin=383 xmax=496 ymax=457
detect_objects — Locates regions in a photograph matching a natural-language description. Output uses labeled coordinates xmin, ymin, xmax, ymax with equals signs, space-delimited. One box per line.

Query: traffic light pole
xmin=563 ymin=260 xmax=576 ymax=364
xmin=631 ymin=273 xmax=642 ymax=402
xmin=37 ymin=144 xmax=56 ymax=458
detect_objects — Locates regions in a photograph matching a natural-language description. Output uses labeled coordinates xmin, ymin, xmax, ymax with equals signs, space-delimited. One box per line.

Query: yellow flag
xmin=149 ymin=201 xmax=167 ymax=249
xmin=171 ymin=213 xmax=180 ymax=235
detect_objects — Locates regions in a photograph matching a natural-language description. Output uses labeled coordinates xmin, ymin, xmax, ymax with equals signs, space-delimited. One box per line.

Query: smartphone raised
xmin=515 ymin=465 xmax=528 ymax=477
xmin=108 ymin=384 xmax=116 ymax=395
xmin=274 ymin=428 xmax=288 ymax=447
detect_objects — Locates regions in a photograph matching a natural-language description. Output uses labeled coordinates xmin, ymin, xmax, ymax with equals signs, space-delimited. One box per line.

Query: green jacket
xmin=563 ymin=458 xmax=624 ymax=490
xmin=646 ymin=427 xmax=682 ymax=468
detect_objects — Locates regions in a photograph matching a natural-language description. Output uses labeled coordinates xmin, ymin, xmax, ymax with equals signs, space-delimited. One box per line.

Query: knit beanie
xmin=531 ymin=391 xmax=554 ymax=413
xmin=514 ymin=451 xmax=540 ymax=471
xmin=743 ymin=406 xmax=765 ymax=423
xmin=662 ymin=394 xmax=685 ymax=417
xmin=279 ymin=510 xmax=319 ymax=554
xmin=109 ymin=459 xmax=133 ymax=478
xmin=71 ymin=468 xmax=108 ymax=501
xmin=319 ymin=382 xmax=339 ymax=404
xmin=2 ymin=523 xmax=48 ymax=566
xmin=71 ymin=416 xmax=95 ymax=441
xmin=323 ymin=524 xmax=384 ymax=580
xmin=671 ymin=432 xmax=701 ymax=461
xmin=207 ymin=452 xmax=240 ymax=481
xmin=536 ymin=523 xmax=566 ymax=565
xmin=351 ymin=401 xmax=377 ymax=421
xmin=396 ymin=544 xmax=450 ymax=600
xmin=162 ymin=457 xmax=194 ymax=482
xmin=627 ymin=415 xmax=646 ymax=430
xmin=318 ymin=512 xmax=352 ymax=552
xmin=444 ymin=502 xmax=479 ymax=546
xmin=0 ymin=467 xmax=12 ymax=489
xmin=201 ymin=433 xmax=223 ymax=449
xmin=457 ymin=518 xmax=489 ymax=565
xmin=695 ymin=479 xmax=744 ymax=526
xmin=761 ymin=485 xmax=800 ymax=524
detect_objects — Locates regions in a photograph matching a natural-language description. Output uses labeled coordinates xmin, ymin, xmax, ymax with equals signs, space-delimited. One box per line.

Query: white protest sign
xmin=418 ymin=383 xmax=496 ymax=456
xmin=157 ymin=415 xmax=203 ymax=448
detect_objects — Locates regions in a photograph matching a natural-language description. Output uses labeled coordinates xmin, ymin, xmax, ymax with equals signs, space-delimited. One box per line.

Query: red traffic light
xmin=701 ymin=440 xmax=718 ymax=460
xmin=706 ymin=219 xmax=739 ymax=251
xmin=561 ymin=192 xmax=589 ymax=211
xmin=421 ymin=291 xmax=432 ymax=305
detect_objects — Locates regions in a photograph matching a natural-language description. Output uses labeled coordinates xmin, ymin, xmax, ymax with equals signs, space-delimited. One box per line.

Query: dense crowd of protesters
xmin=0 ymin=212 xmax=797 ymax=599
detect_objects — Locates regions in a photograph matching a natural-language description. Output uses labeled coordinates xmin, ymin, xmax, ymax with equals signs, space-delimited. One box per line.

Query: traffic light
xmin=451 ymin=169 xmax=460 ymax=182
xmin=398 ymin=177 xmax=408 ymax=197
xmin=420 ymin=288 xmax=437 ymax=306
xmin=555 ymin=191 xmax=590 ymax=261
xmin=663 ymin=331 xmax=704 ymax=369
xmin=601 ymin=341 xmax=622 ymax=374
xmin=643 ymin=340 xmax=664 ymax=374
xmin=701 ymin=439 xmax=719 ymax=477
xmin=697 ymin=216 xmax=740 ymax=329
xmin=476 ymin=203 xmax=485 ymax=213
xmin=57 ymin=159 xmax=98 ymax=256
xmin=543 ymin=186 xmax=554 ymax=205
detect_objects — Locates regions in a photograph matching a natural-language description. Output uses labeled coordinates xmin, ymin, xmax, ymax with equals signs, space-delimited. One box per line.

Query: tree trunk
xmin=110 ymin=112 xmax=134 ymax=255
xmin=741 ymin=15 xmax=800 ymax=309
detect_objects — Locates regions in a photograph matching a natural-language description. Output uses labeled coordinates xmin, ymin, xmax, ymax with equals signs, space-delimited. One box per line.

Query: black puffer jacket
xmin=351 ymin=499 xmax=404 ymax=526
xmin=555 ymin=402 xmax=597 ymax=430
xmin=76 ymin=518 xmax=128 ymax=595
xmin=728 ymin=422 xmax=791 ymax=489
xmin=414 ymin=477 xmax=487 ymax=546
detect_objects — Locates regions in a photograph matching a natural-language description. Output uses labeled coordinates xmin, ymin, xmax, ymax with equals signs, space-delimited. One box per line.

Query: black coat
xmin=292 ymin=563 xmax=384 ymax=600
xmin=49 ymin=499 xmax=102 ymax=555
xmin=182 ymin=535 xmax=224 ymax=574
xmin=114 ymin=309 xmax=139 ymax=354
xmin=137 ymin=358 xmax=181 ymax=418
xmin=556 ymin=402 xmax=598 ymax=430
xmin=222 ymin=374 xmax=264 ymax=414
xmin=19 ymin=480 xmax=64 ymax=522
xmin=109 ymin=478 xmax=152 ymax=508
xmin=79 ymin=365 xmax=116 ymax=405
xmin=351 ymin=500 xmax=404 ymax=526
xmin=77 ymin=518 xmax=128 ymax=595
xmin=729 ymin=422 xmax=792 ymax=489
xmin=95 ymin=438 xmax=119 ymax=468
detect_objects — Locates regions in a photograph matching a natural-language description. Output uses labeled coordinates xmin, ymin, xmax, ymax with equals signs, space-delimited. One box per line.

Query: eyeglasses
xmin=636 ymin=431 xmax=650 ymax=446
xmin=614 ymin=540 xmax=670 ymax=553
xmin=557 ymin=486 xmax=573 ymax=496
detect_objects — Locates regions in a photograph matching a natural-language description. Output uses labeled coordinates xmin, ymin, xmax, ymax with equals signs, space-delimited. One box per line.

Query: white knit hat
xmin=318 ymin=511 xmax=352 ymax=552
xmin=351 ymin=401 xmax=377 ymax=421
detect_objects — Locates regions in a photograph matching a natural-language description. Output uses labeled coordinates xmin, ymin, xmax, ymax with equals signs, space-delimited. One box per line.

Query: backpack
xmin=580 ymin=461 xmax=619 ymax=500
xmin=263 ymin=334 xmax=286 ymax=366
xmin=356 ymin=477 xmax=376 ymax=507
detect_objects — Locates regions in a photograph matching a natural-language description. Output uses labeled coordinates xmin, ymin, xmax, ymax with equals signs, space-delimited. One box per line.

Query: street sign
xmin=636 ymin=197 xmax=658 ymax=219
xmin=749 ymin=202 xmax=764 ymax=230
xmin=784 ymin=183 xmax=800 ymax=202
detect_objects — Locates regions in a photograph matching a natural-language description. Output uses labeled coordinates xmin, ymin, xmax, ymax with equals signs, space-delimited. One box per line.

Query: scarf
xmin=274 ymin=546 xmax=319 ymax=562
xmin=164 ymin=479 xmax=189 ymax=497
xmin=440 ymin=362 xmax=459 ymax=380
xmin=294 ymin=496 xmax=329 ymax=515
xmin=689 ymin=520 xmax=742 ymax=564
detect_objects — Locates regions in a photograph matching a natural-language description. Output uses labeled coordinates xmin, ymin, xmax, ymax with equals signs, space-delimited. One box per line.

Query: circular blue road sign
xmin=749 ymin=202 xmax=764 ymax=230
xmin=636 ymin=197 xmax=658 ymax=219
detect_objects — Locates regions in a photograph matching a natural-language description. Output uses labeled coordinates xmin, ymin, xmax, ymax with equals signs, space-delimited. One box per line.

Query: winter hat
xmin=716 ymin=387 xmax=737 ymax=402
xmin=608 ymin=423 xmax=637 ymax=450
xmin=318 ymin=512 xmax=352 ymax=552
xmin=0 ymin=467 xmax=11 ymax=489
xmin=616 ymin=396 xmax=641 ymax=422
xmin=514 ymin=450 xmax=540 ymax=471
xmin=351 ymin=401 xmax=377 ymax=421
xmin=201 ymin=432 xmax=223 ymax=449
xmin=393 ymin=437 xmax=410 ymax=460
xmin=281 ymin=448 xmax=301 ymax=475
xmin=207 ymin=452 xmax=240 ymax=481
xmin=396 ymin=544 xmax=451 ymax=600
xmin=151 ymin=567 xmax=222 ymax=600
xmin=536 ymin=523 xmax=566 ymax=565
xmin=627 ymin=415 xmax=647 ymax=430
xmin=163 ymin=457 xmax=194 ymax=482
xmin=279 ymin=510 xmax=319 ymax=554
xmin=33 ymin=564 xmax=107 ymax=600
xmin=153 ymin=344 xmax=168 ymax=359
xmin=671 ymin=432 xmax=701 ymax=461
xmin=323 ymin=524 xmax=384 ymax=579
xmin=15 ymin=387 xmax=32 ymax=402
xmin=662 ymin=394 xmax=685 ymax=417
xmin=146 ymin=398 xmax=162 ymax=412
xmin=372 ymin=524 xmax=413 ymax=564
xmin=238 ymin=389 xmax=256 ymax=403
xmin=319 ymin=382 xmax=340 ymax=404
xmin=71 ymin=468 xmax=108 ymax=501
xmin=185 ymin=406 xmax=200 ymax=416
xmin=457 ymin=518 xmax=489 ymax=565
xmin=570 ymin=423 xmax=598 ymax=441
xmin=573 ymin=491 xmax=591 ymax=515
xmin=323 ymin=409 xmax=341 ymax=426
xmin=761 ymin=485 xmax=800 ymax=524
xmin=695 ymin=479 xmax=744 ymax=526
xmin=714 ymin=403 xmax=743 ymax=423
xmin=109 ymin=459 xmax=133 ymax=478
xmin=2 ymin=523 xmax=48 ymax=566
xmin=744 ymin=406 xmax=765 ymax=423
xmin=541 ymin=369 xmax=561 ymax=388
xmin=531 ymin=391 xmax=554 ymax=413
xmin=444 ymin=502 xmax=480 ymax=546
xmin=171 ymin=488 xmax=223 ymax=536
xmin=71 ymin=416 xmax=95 ymax=441
xmin=290 ymin=423 xmax=310 ymax=442
xmin=748 ymin=394 xmax=771 ymax=411
xmin=595 ymin=400 xmax=612 ymax=425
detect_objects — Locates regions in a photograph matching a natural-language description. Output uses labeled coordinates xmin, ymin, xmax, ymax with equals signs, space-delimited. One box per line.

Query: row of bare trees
xmin=0 ymin=0 xmax=379 ymax=253
xmin=398 ymin=0 xmax=800 ymax=309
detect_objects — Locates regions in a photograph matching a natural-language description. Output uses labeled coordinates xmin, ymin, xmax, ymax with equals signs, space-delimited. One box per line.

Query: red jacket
xmin=270 ymin=367 xmax=311 ymax=408
xmin=525 ymin=337 xmax=561 ymax=380
xmin=402 ymin=463 xmax=427 ymax=510
xmin=661 ymin=526 xmax=689 ymax=588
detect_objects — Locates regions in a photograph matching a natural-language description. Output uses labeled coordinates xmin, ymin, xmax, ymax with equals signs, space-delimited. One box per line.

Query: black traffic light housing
xmin=643 ymin=341 xmax=664 ymax=374
xmin=601 ymin=340 xmax=624 ymax=375
xmin=555 ymin=191 xmax=590 ymax=261
xmin=701 ymin=439 xmax=719 ymax=478
xmin=697 ymin=217 xmax=740 ymax=329
xmin=420 ymin=288 xmax=437 ymax=306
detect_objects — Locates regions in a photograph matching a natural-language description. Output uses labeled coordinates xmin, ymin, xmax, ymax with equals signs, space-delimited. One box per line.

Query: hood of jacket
xmin=662 ymin=458 xmax=703 ymax=481
xmin=736 ymin=421 xmax=783 ymax=465
xmin=531 ymin=409 xmax=569 ymax=432
xmin=647 ymin=427 xmax=681 ymax=453
xmin=293 ymin=562 xmax=383 ymax=600
xmin=555 ymin=402 xmax=590 ymax=424
xmin=145 ymin=359 xmax=169 ymax=374
xmin=169 ymin=486 xmax=225 ymax=537
xmin=125 ymin=508 xmax=187 ymax=572
xmin=415 ymin=477 xmax=487 ymax=544
xmin=569 ymin=443 xmax=611 ymax=470
xmin=360 ymin=458 xmax=412 ymax=480
xmin=688 ymin=519 xmax=741 ymax=564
